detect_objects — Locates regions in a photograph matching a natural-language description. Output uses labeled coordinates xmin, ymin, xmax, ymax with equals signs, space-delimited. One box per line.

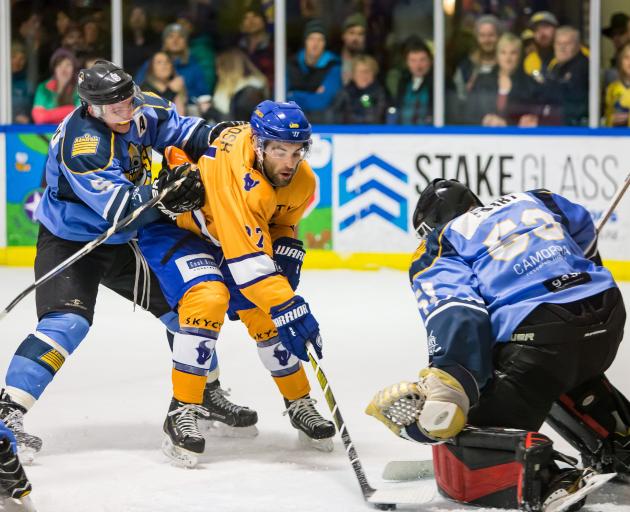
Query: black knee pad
xmin=432 ymin=427 xmax=559 ymax=510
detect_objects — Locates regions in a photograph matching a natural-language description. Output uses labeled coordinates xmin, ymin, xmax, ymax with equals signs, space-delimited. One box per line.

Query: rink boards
xmin=1 ymin=125 xmax=629 ymax=280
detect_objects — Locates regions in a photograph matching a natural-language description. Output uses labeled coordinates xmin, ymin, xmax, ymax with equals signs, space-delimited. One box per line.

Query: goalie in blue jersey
xmin=367 ymin=180 xmax=629 ymax=511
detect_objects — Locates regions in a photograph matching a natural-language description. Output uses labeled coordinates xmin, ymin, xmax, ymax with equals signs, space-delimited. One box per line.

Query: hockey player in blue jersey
xmin=0 ymin=60 xmax=256 ymax=462
xmin=367 ymin=180 xmax=629 ymax=510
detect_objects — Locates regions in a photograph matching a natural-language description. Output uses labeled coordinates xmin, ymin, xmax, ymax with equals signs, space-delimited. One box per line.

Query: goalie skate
xmin=543 ymin=470 xmax=617 ymax=512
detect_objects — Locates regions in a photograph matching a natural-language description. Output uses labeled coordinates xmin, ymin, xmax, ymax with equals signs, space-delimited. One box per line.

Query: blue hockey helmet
xmin=250 ymin=100 xmax=312 ymax=145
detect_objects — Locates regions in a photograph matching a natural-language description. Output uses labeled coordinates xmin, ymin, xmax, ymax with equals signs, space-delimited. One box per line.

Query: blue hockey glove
xmin=270 ymin=296 xmax=322 ymax=362
xmin=273 ymin=237 xmax=305 ymax=291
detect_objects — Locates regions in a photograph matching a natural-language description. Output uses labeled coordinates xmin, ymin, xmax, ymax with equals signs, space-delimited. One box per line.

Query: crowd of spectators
xmin=8 ymin=0 xmax=630 ymax=128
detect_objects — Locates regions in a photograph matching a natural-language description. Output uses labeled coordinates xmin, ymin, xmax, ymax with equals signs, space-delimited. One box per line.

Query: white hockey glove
xmin=365 ymin=367 xmax=472 ymax=443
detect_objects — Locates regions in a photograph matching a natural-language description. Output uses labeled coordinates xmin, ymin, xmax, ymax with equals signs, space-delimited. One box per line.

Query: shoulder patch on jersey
xmin=244 ymin=172 xmax=260 ymax=191
xmin=61 ymin=111 xmax=114 ymax=174
xmin=71 ymin=133 xmax=100 ymax=157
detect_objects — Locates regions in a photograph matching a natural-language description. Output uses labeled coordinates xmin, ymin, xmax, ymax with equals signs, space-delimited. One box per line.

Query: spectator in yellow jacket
xmin=604 ymin=41 xmax=630 ymax=127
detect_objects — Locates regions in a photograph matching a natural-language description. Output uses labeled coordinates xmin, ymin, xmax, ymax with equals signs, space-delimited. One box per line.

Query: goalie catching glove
xmin=152 ymin=162 xmax=205 ymax=219
xmin=365 ymin=366 xmax=478 ymax=443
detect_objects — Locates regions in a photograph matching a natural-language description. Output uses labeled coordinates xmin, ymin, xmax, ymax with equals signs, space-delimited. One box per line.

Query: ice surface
xmin=0 ymin=268 xmax=627 ymax=512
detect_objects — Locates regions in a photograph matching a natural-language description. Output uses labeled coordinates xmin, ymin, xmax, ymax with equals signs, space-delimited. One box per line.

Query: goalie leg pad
xmin=432 ymin=427 xmax=555 ymax=510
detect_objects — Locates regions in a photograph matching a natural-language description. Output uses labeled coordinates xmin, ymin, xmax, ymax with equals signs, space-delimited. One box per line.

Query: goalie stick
xmin=306 ymin=345 xmax=435 ymax=510
xmin=0 ymin=177 xmax=186 ymax=321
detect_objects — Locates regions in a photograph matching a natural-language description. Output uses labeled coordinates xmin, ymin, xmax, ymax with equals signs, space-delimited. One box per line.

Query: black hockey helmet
xmin=413 ymin=179 xmax=483 ymax=238
xmin=77 ymin=60 xmax=136 ymax=106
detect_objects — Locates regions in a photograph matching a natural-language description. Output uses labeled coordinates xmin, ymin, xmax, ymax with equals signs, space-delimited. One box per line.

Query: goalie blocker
xmin=432 ymin=427 xmax=595 ymax=511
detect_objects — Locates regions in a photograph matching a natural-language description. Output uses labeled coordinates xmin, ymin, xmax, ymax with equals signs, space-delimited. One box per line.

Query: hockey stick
xmin=0 ymin=177 xmax=186 ymax=321
xmin=596 ymin=171 xmax=630 ymax=234
xmin=306 ymin=345 xmax=435 ymax=510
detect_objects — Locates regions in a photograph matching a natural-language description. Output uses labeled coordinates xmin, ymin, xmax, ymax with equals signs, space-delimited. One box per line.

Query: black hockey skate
xmin=0 ymin=390 xmax=41 ymax=465
xmin=283 ymin=395 xmax=335 ymax=452
xmin=162 ymin=398 xmax=210 ymax=468
xmin=200 ymin=380 xmax=259 ymax=438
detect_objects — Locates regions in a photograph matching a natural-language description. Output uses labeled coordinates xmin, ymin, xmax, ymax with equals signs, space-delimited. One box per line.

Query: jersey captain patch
xmin=71 ymin=133 xmax=100 ymax=157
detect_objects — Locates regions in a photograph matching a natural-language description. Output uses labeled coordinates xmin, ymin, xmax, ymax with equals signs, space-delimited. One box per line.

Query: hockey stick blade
xmin=367 ymin=483 xmax=436 ymax=508
xmin=305 ymin=345 xmax=435 ymax=510
xmin=0 ymin=177 xmax=186 ymax=321
xmin=382 ymin=460 xmax=434 ymax=481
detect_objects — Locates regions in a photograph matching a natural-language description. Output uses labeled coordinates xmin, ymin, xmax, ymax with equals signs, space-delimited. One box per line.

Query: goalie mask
xmin=413 ymin=179 xmax=482 ymax=239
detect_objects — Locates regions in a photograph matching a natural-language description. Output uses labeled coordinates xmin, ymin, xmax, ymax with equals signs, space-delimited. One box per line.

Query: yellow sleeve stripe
xmin=411 ymin=225 xmax=448 ymax=282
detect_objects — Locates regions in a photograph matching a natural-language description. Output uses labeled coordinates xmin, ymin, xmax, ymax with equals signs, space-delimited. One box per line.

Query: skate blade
xmin=297 ymin=430 xmax=334 ymax=452
xmin=545 ymin=472 xmax=617 ymax=512
xmin=161 ymin=435 xmax=200 ymax=468
xmin=201 ymin=420 xmax=259 ymax=438
xmin=17 ymin=447 xmax=36 ymax=466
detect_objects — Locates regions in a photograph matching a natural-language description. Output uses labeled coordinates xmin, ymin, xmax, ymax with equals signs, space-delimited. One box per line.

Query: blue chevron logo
xmin=338 ymin=155 xmax=408 ymax=231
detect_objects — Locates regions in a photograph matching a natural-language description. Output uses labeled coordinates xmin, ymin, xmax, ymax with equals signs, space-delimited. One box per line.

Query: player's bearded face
xmin=262 ymin=141 xmax=306 ymax=187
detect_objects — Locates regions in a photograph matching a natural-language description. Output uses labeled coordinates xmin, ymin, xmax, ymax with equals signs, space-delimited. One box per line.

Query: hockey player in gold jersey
xmin=137 ymin=101 xmax=334 ymax=465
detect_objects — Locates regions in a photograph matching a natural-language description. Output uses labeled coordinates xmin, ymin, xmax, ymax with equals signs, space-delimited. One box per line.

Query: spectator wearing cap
xmin=523 ymin=11 xmax=558 ymax=80
xmin=602 ymin=12 xmax=630 ymax=91
xmin=340 ymin=13 xmax=367 ymax=85
xmin=521 ymin=29 xmax=536 ymax=56
xmin=389 ymin=37 xmax=433 ymax=125
xmin=331 ymin=54 xmax=388 ymax=124
xmin=453 ymin=15 xmax=501 ymax=102
xmin=604 ymin=41 xmax=630 ymax=127
xmin=287 ymin=19 xmax=342 ymax=124
xmin=31 ymin=48 xmax=81 ymax=124
xmin=135 ymin=23 xmax=210 ymax=102
xmin=239 ymin=7 xmax=274 ymax=89
xmin=545 ymin=26 xmax=589 ymax=126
